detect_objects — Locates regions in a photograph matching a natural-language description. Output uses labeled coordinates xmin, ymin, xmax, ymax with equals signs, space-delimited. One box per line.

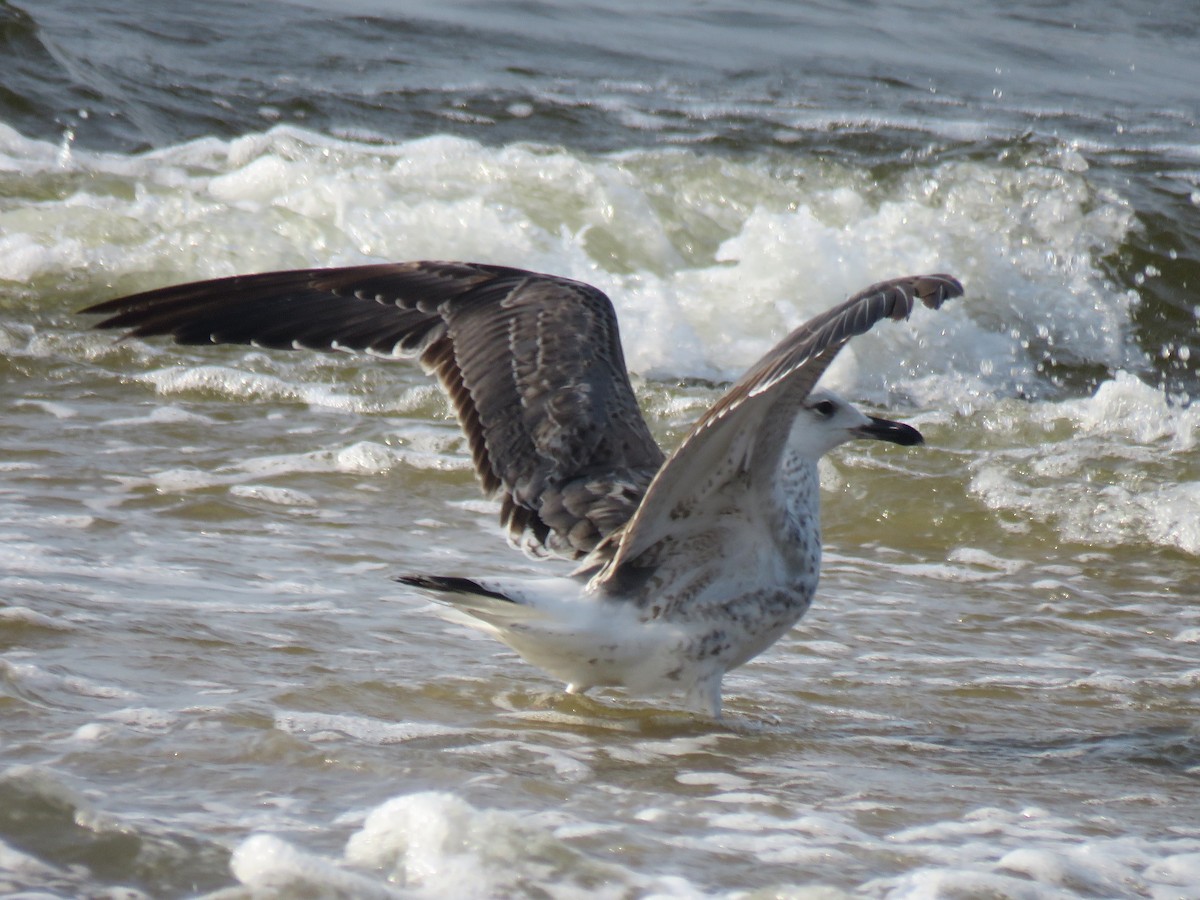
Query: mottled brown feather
xmin=82 ymin=261 xmax=665 ymax=557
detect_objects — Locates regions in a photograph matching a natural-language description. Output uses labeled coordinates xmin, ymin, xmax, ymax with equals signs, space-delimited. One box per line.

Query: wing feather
xmin=82 ymin=262 xmax=665 ymax=557
xmin=595 ymin=274 xmax=962 ymax=580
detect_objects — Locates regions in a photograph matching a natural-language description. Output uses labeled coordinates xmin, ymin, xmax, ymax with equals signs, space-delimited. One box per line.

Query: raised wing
xmin=596 ymin=273 xmax=963 ymax=580
xmin=82 ymin=262 xmax=666 ymax=557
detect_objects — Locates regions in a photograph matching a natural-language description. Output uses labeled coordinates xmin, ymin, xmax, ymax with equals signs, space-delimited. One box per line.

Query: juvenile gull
xmin=84 ymin=262 xmax=962 ymax=716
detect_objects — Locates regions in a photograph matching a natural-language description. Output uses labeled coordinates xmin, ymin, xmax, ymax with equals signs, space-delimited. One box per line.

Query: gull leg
xmin=685 ymin=672 xmax=725 ymax=720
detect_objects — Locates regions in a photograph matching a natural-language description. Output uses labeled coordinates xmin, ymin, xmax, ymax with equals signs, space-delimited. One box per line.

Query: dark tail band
xmin=395 ymin=574 xmax=513 ymax=602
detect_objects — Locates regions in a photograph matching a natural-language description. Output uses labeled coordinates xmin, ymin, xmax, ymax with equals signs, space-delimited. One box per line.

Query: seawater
xmin=3 ymin=0 xmax=1200 ymax=897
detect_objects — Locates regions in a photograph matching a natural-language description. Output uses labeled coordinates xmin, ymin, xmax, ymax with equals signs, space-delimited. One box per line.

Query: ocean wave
xmin=3 ymin=123 xmax=1156 ymax=410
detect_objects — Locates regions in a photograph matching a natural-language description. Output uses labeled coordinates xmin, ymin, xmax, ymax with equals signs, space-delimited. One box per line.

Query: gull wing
xmin=596 ymin=273 xmax=963 ymax=581
xmin=82 ymin=262 xmax=666 ymax=557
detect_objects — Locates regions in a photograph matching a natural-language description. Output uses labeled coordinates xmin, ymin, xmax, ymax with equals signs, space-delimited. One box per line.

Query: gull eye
xmin=811 ymin=399 xmax=836 ymax=417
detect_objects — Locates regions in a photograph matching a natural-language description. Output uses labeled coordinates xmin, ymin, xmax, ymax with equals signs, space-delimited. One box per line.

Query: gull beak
xmin=854 ymin=415 xmax=924 ymax=446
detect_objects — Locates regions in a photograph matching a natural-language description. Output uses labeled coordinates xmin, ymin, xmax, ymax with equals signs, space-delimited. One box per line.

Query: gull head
xmin=788 ymin=388 xmax=923 ymax=460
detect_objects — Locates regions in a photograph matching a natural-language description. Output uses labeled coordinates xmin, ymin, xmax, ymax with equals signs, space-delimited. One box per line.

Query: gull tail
xmin=395 ymin=573 xmax=548 ymax=627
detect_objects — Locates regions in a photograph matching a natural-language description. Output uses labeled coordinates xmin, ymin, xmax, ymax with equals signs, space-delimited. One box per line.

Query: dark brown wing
xmin=597 ymin=274 xmax=963 ymax=579
xmin=82 ymin=262 xmax=666 ymax=557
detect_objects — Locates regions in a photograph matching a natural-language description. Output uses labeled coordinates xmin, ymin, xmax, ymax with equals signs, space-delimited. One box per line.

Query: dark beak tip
xmin=860 ymin=416 xmax=924 ymax=446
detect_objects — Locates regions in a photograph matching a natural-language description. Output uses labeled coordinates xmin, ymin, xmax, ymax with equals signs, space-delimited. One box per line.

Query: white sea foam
xmin=4 ymin=124 xmax=1140 ymax=411
xmin=231 ymin=833 xmax=401 ymax=899
xmin=212 ymin=793 xmax=1200 ymax=899
xmin=100 ymin=707 xmax=180 ymax=732
xmin=129 ymin=363 xmax=443 ymax=418
xmin=274 ymin=711 xmax=467 ymax=744
xmin=12 ymin=398 xmax=77 ymax=419
xmin=104 ymin=404 xmax=216 ymax=428
xmin=230 ymin=790 xmax=699 ymax=899
xmin=112 ymin=438 xmax=463 ymax=498
xmin=448 ymin=739 xmax=594 ymax=781
xmin=675 ymin=771 xmax=754 ymax=790
xmin=1051 ymin=370 xmax=1197 ymax=450
xmin=229 ymin=484 xmax=318 ymax=507
xmin=970 ymin=372 xmax=1200 ymax=554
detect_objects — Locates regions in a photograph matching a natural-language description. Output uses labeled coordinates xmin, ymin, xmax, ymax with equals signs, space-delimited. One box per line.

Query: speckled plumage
xmin=84 ymin=263 xmax=962 ymax=716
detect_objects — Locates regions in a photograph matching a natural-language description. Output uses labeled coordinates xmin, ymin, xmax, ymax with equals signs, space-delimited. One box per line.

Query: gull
xmin=84 ymin=262 xmax=962 ymax=716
